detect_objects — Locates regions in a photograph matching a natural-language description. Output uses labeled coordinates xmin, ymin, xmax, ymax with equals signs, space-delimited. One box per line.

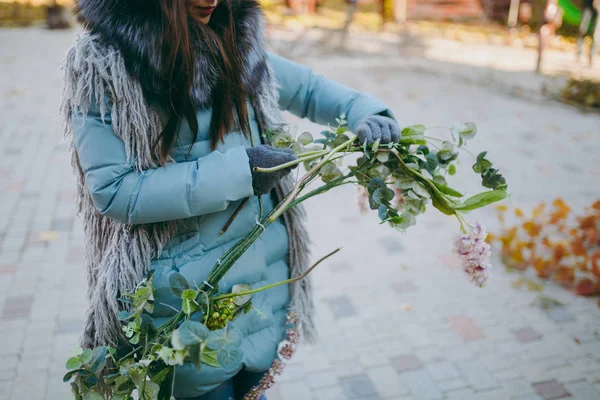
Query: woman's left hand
xmin=356 ymin=115 xmax=401 ymax=146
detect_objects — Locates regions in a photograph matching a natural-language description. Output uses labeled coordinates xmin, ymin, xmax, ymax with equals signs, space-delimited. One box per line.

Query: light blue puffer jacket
xmin=72 ymin=53 xmax=392 ymax=397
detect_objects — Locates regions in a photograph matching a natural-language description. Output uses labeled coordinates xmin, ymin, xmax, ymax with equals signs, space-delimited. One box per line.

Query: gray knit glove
xmin=356 ymin=115 xmax=401 ymax=146
xmin=246 ymin=145 xmax=298 ymax=196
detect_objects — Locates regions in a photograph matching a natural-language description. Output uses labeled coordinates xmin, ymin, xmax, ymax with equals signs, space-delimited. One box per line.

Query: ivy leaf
xmin=455 ymin=190 xmax=508 ymax=212
xmin=400 ymin=125 xmax=426 ymax=145
xmin=178 ymin=321 xmax=209 ymax=347
xmin=66 ymin=357 xmax=82 ymax=370
xmin=168 ymin=272 xmax=190 ymax=299
xmin=217 ymin=345 xmax=243 ymax=370
xmin=232 ymin=284 xmax=252 ymax=306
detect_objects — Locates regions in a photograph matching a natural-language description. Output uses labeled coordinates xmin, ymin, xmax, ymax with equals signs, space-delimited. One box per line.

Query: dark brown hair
xmin=157 ymin=0 xmax=250 ymax=163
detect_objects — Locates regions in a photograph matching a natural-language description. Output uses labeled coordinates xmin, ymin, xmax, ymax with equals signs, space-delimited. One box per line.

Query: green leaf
xmin=298 ymin=132 xmax=313 ymax=145
xmin=376 ymin=152 xmax=389 ymax=163
xmin=482 ymin=168 xmax=507 ymax=190
xmin=155 ymin=366 xmax=175 ymax=400
xmin=110 ymin=395 xmax=126 ymax=400
xmin=139 ymin=381 xmax=161 ymax=400
xmin=189 ymin=343 xmax=203 ymax=373
xmin=80 ymin=349 xmax=94 ymax=365
xmin=83 ymin=391 xmax=104 ymax=400
xmin=207 ymin=327 xmax=242 ymax=350
xmin=378 ymin=205 xmax=388 ymax=221
xmin=432 ymin=181 xmax=463 ymax=198
xmin=451 ymin=122 xmax=477 ymax=141
xmin=231 ymin=284 xmax=252 ymax=306
xmin=389 ymin=212 xmax=416 ymax=230
xmin=170 ymin=329 xmax=185 ymax=351
xmin=372 ymin=187 xmax=395 ymax=205
xmin=71 ymin=383 xmax=83 ymax=400
xmin=400 ymin=125 xmax=426 ymax=145
xmin=431 ymin=192 xmax=456 ymax=216
xmin=329 ymin=133 xmax=351 ymax=149
xmin=455 ymin=190 xmax=508 ymax=212
xmin=118 ymin=310 xmax=133 ymax=321
xmin=63 ymin=369 xmax=86 ymax=383
xmin=433 ymin=175 xmax=447 ymax=186
xmin=178 ymin=321 xmax=209 ymax=347
xmin=168 ymin=272 xmax=190 ymax=298
xmin=448 ymin=164 xmax=457 ymax=175
xmin=181 ymin=289 xmax=197 ymax=315
xmin=425 ymin=152 xmax=438 ymax=171
xmin=271 ymin=132 xmax=294 ymax=149
xmin=217 ymin=346 xmax=243 ymax=369
xmin=394 ymin=174 xmax=415 ymax=190
xmin=201 ymin=349 xmax=221 ymax=368
xmin=410 ymin=183 xmax=430 ymax=199
xmin=89 ymin=347 xmax=107 ymax=375
xmin=66 ymin=357 xmax=82 ymax=370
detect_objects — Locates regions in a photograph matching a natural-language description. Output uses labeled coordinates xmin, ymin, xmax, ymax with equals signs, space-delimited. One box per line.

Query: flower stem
xmin=253 ymin=150 xmax=329 ymax=173
xmin=269 ymin=137 xmax=357 ymax=222
xmin=212 ymin=248 xmax=342 ymax=301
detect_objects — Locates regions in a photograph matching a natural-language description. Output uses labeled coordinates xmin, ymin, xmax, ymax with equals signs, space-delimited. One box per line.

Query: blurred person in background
xmin=576 ymin=0 xmax=600 ymax=65
xmin=536 ymin=0 xmax=563 ymax=72
xmin=60 ymin=0 xmax=400 ymax=399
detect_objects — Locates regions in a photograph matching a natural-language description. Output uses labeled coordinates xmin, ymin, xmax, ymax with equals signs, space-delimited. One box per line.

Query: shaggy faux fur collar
xmin=73 ymin=0 xmax=267 ymax=106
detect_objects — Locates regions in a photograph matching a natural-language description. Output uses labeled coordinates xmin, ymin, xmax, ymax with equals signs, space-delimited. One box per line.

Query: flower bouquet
xmin=64 ymin=116 xmax=508 ymax=400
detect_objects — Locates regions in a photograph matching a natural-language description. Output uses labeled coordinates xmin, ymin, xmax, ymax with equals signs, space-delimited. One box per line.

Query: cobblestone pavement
xmin=1 ymin=27 xmax=600 ymax=400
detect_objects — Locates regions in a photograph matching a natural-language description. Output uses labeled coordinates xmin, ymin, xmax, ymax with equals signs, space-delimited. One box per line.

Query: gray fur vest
xmin=60 ymin=0 xmax=315 ymax=348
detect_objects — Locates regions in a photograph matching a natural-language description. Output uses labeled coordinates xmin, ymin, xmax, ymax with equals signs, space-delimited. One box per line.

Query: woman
xmin=61 ymin=0 xmax=399 ymax=398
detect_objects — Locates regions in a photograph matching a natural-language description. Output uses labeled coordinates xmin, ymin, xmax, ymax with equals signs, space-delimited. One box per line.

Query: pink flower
xmin=279 ymin=343 xmax=295 ymax=360
xmin=356 ymin=186 xmax=369 ymax=214
xmin=286 ymin=328 xmax=299 ymax=344
xmin=243 ymin=312 xmax=299 ymax=400
xmin=454 ymin=222 xmax=492 ymax=287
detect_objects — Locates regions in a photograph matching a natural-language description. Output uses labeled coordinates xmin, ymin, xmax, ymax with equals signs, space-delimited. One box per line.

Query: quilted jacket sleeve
xmin=267 ymin=52 xmax=395 ymax=131
xmin=71 ymin=96 xmax=254 ymax=225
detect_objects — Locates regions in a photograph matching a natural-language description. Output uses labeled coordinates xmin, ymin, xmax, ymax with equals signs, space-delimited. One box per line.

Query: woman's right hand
xmin=246 ymin=145 xmax=298 ymax=195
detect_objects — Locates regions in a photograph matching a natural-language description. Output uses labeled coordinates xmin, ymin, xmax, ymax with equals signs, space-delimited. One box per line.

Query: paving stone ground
xmin=1 ymin=26 xmax=600 ymax=400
